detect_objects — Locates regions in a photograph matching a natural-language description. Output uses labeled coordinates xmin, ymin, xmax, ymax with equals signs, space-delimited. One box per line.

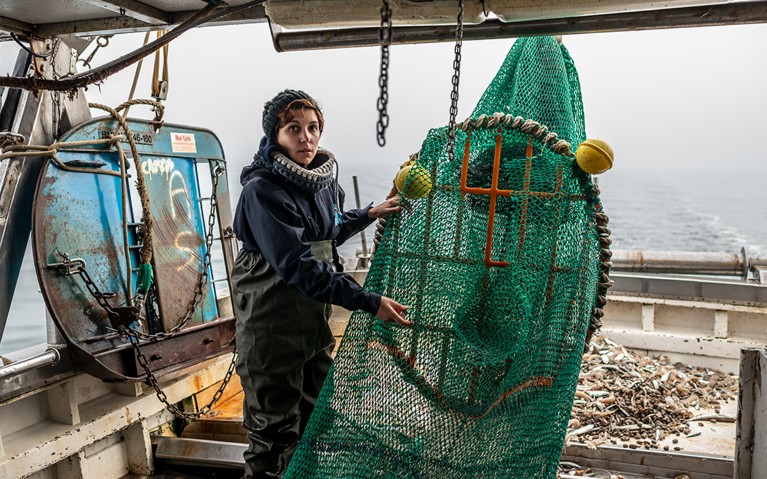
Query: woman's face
xmin=276 ymin=109 xmax=321 ymax=167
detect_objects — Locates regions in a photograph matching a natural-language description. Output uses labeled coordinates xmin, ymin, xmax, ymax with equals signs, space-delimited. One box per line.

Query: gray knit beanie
xmin=262 ymin=89 xmax=314 ymax=140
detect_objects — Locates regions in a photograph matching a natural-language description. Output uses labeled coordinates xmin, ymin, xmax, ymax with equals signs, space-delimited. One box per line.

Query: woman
xmin=232 ymin=89 xmax=410 ymax=478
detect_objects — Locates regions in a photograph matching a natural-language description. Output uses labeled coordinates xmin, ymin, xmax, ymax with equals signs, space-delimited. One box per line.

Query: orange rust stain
xmin=192 ymin=375 xmax=204 ymax=391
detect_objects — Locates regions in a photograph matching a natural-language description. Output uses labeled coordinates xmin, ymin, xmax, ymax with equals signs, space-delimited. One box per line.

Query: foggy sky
xmin=3 ymin=22 xmax=766 ymax=201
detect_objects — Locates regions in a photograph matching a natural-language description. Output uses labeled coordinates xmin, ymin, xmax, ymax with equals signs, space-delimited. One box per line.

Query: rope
xmin=89 ymin=99 xmax=165 ymax=264
xmin=0 ymin=136 xmax=126 ymax=176
xmin=123 ymin=32 xmax=152 ymax=119
xmin=151 ymin=30 xmax=169 ymax=100
xmin=2 ymin=98 xmax=163 ymax=282
xmin=459 ymin=113 xmax=572 ymax=155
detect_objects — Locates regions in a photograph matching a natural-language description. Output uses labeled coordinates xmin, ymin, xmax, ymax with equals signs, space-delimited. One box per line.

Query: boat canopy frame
xmin=1 ymin=1 xmax=767 ymax=51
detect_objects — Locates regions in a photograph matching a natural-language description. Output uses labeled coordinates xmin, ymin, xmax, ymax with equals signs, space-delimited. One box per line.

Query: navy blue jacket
xmin=233 ymin=140 xmax=380 ymax=315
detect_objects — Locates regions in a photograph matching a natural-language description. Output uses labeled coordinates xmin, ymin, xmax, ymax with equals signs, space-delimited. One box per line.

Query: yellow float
xmin=575 ymin=138 xmax=614 ymax=174
xmin=395 ymin=161 xmax=433 ymax=199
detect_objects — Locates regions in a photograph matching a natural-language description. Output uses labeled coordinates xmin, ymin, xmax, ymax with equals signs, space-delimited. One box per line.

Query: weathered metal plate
xmin=32 ymin=117 xmax=233 ymax=381
xmin=141 ymin=140 xmax=216 ymax=329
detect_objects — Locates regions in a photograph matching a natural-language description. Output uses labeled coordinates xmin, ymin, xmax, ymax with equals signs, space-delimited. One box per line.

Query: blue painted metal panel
xmin=36 ymin=149 xmax=136 ymax=340
xmin=33 ymin=117 xmax=232 ymax=380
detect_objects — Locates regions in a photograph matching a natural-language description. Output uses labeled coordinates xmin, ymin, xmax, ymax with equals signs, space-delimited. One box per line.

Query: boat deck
xmin=165 ymin=324 xmax=738 ymax=478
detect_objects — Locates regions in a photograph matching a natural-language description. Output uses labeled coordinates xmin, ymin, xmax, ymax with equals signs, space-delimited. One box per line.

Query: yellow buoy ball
xmin=395 ymin=163 xmax=433 ymax=199
xmin=575 ymin=138 xmax=614 ymax=175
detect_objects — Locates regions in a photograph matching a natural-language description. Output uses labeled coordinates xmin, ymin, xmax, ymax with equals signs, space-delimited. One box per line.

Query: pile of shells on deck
xmin=566 ymin=336 xmax=739 ymax=450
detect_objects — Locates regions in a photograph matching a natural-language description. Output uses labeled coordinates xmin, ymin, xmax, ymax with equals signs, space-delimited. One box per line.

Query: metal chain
xmin=45 ymin=123 xmax=218 ymax=335
xmin=122 ymin=160 xmax=233 ymax=419
xmin=376 ymin=0 xmax=393 ymax=147
xmin=15 ymin=130 xmax=230 ymax=419
xmin=51 ymin=255 xmax=119 ymax=318
xmin=55 ymin=158 xmax=232 ymax=419
xmin=128 ymin=160 xmax=223 ymax=341
xmin=123 ymin=326 xmax=238 ymax=420
xmin=53 ymin=160 xmax=221 ymax=330
xmin=48 ymin=38 xmax=62 ymax=80
xmin=446 ymin=0 xmax=465 ymax=164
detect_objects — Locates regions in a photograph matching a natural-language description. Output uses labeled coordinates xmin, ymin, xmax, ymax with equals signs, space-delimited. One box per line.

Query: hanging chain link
xmin=48 ymin=38 xmax=62 ymax=79
xmin=376 ymin=0 xmax=393 ymax=147
xmin=446 ymin=0 xmax=465 ymax=164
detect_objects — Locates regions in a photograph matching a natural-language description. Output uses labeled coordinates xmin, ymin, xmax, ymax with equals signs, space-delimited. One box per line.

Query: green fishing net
xmin=286 ymin=37 xmax=607 ymax=479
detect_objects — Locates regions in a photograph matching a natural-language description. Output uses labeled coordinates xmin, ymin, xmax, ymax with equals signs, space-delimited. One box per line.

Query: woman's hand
xmin=368 ymin=196 xmax=402 ymax=219
xmin=376 ymin=297 xmax=413 ymax=327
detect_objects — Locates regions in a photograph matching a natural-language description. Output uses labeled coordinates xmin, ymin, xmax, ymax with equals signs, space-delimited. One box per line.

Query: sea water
xmin=1 ymin=165 xmax=765 ymax=355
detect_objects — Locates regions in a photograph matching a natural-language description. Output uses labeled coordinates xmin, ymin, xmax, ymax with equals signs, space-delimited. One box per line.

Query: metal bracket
xmin=46 ymin=256 xmax=86 ymax=276
xmin=68 ymin=49 xmax=77 ymax=75
xmin=267 ymin=17 xmax=285 ymax=53
xmin=153 ymin=80 xmax=169 ymax=101
xmin=752 ymin=265 xmax=767 ymax=284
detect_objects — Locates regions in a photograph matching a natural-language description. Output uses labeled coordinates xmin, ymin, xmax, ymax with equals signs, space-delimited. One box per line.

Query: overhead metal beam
xmin=0 ymin=15 xmax=34 ymax=36
xmin=8 ymin=1 xmax=763 ymax=43
xmin=35 ymin=15 xmax=154 ymax=37
xmin=271 ymin=1 xmax=767 ymax=51
xmin=31 ymin=4 xmax=267 ymax=37
xmin=78 ymin=0 xmax=171 ymax=25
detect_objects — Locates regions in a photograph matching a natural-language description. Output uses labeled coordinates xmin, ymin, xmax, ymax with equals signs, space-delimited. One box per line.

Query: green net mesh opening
xmin=286 ymin=37 xmax=606 ymax=479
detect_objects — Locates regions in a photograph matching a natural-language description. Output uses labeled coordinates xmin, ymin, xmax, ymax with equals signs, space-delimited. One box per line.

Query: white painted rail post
xmin=734 ymin=348 xmax=767 ymax=479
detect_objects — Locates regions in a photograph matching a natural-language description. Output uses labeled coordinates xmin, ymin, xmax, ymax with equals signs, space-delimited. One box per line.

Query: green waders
xmin=232 ymin=241 xmax=336 ymax=479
